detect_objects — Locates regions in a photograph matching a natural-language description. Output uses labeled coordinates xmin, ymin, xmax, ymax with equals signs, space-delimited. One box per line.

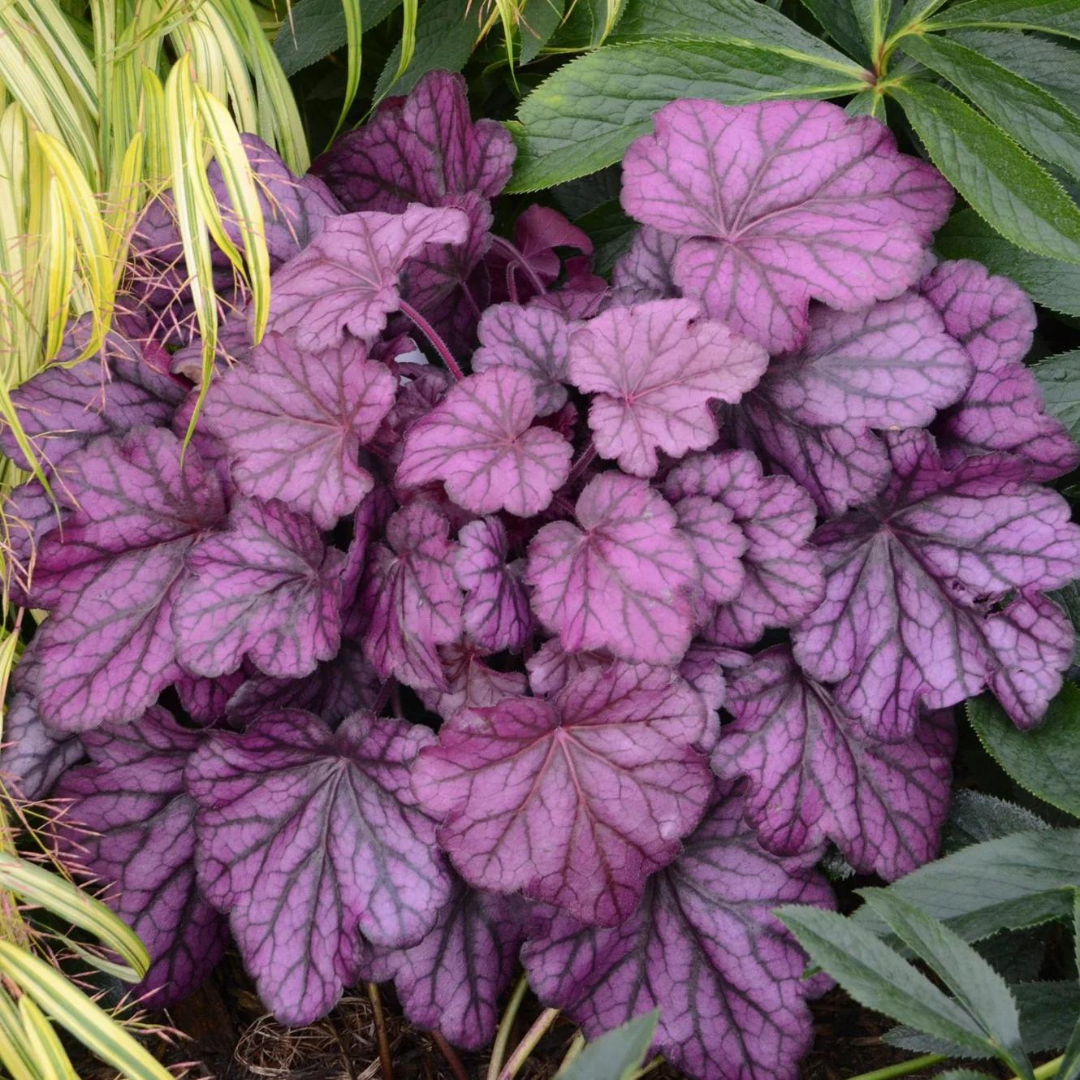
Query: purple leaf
xmin=201 ymin=331 xmax=396 ymax=529
xmin=921 ymin=260 xmax=1080 ymax=480
xmin=371 ymin=365 xmax=451 ymax=464
xmin=733 ymin=293 xmax=972 ymax=515
xmin=455 ymin=518 xmax=532 ymax=653
xmin=367 ymin=879 xmax=527 ymax=1049
xmin=526 ymin=472 xmax=699 ymax=665
xmin=679 ymin=640 xmax=752 ymax=713
xmin=266 ymin=204 xmax=469 ymax=350
xmin=567 ymin=299 xmax=767 ymax=477
xmin=612 ymin=226 xmax=680 ymax=300
xmin=360 ymin=501 xmax=463 ymax=692
xmin=55 ymin=709 xmax=227 ymax=1005
xmin=793 ymin=430 xmax=1080 ymax=738
xmin=663 ymin=451 xmax=825 ymax=647
xmin=31 ymin=429 xmax=227 ymax=730
xmin=187 ymin=708 xmax=451 ymax=1024
xmin=1 ymin=692 xmax=83 ymax=800
xmin=315 ymin=71 xmax=515 ymax=213
xmin=175 ymin=670 xmax=246 ymax=724
xmin=762 ymin=294 xmax=972 ymax=430
xmin=521 ymin=790 xmax=834 ymax=1080
xmin=209 ymin=135 xmax=342 ymax=266
xmin=472 ymin=302 xmax=574 ymax=417
xmin=226 ymin=637 xmax=381 ymax=727
xmin=715 ymin=647 xmax=956 ymax=880
xmin=671 ymin=496 xmax=747 ymax=613
xmin=0 ymin=320 xmax=184 ymax=472
xmin=621 ymin=99 xmax=953 ymax=352
xmin=3 ymin=479 xmax=68 ymax=608
xmin=418 ymin=642 xmax=529 ymax=723
xmin=397 ymin=367 xmax=573 ymax=516
xmin=525 ymin=638 xmax=613 ymax=699
xmin=412 ymin=662 xmax=712 ymax=926
xmin=172 ymin=498 xmax=345 ymax=679
xmin=733 ymin=399 xmax=891 ymax=519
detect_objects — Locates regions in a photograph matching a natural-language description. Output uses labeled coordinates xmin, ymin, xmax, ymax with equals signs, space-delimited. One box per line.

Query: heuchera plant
xmin=4 ymin=74 xmax=1080 ymax=1080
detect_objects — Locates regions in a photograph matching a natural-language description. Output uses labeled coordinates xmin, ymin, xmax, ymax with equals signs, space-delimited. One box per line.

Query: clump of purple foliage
xmin=5 ymin=74 xmax=1080 ymax=1080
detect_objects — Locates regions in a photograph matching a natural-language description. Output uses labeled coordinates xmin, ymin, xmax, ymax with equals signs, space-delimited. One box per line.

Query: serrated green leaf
xmin=846 ymin=88 xmax=887 ymax=117
xmin=935 ymin=1072 xmax=997 ymax=1080
xmin=851 ymin=0 xmax=893 ymax=56
xmin=574 ymin=198 xmax=635 ymax=275
xmin=508 ymin=38 xmax=867 ymax=192
xmin=892 ymin=79 xmax=1080 ymax=265
xmin=373 ymin=0 xmax=475 ymax=99
xmin=942 ymin=790 xmax=1050 ymax=853
xmin=613 ymin=0 xmax=864 ymax=69
xmin=273 ymin=0 xmax=401 ymax=76
xmin=861 ymin=890 xmax=1033 ymax=1078
xmin=775 ymin=905 xmax=1000 ymax=1057
xmin=935 ymin=209 xmax=1080 ymax=317
xmin=968 ymin=686 xmax=1080 ymax=819
xmin=1059 ymin=894 xmax=1080 ymax=1080
xmin=1034 ymin=350 xmax=1080 ymax=444
xmin=900 ymin=34 xmax=1080 ymax=181
xmin=520 ymin=0 xmax=565 ymax=64
xmin=851 ymin=827 xmax=1080 ymax=941
xmin=799 ymin=0 xmax=868 ymax=59
xmin=928 ymin=0 xmax=1080 ymax=41
xmin=555 ymin=1010 xmax=657 ymax=1080
xmin=948 ymin=30 xmax=1080 ymax=117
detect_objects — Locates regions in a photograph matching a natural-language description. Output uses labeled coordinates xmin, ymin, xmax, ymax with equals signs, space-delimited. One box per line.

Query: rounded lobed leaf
xmin=522 ymin=790 xmax=835 ymax=1080
xmin=793 ymin=431 xmax=1080 ymax=739
xmin=56 ymin=709 xmax=227 ymax=1006
xmin=413 ymin=662 xmax=712 ymax=926
xmin=526 ymin=472 xmax=700 ymax=664
xmin=716 ymin=647 xmax=956 ymax=880
xmin=202 ymin=332 xmax=396 ymax=529
xmin=266 ymin=204 xmax=469 ymax=350
xmin=454 ymin=518 xmax=532 ymax=654
xmin=187 ymin=708 xmax=452 ymax=1025
xmin=397 ymin=366 xmax=573 ymax=517
xmin=172 ymin=497 xmax=345 ymax=679
xmin=567 ymin=298 xmax=767 ymax=477
xmin=621 ymin=98 xmax=953 ymax=352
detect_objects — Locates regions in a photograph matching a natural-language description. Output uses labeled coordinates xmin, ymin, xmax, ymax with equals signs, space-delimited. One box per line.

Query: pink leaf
xmin=567 ymin=299 xmax=767 ymax=477
xmin=622 ymin=99 xmax=953 ymax=352
xmin=454 ymin=518 xmax=532 ymax=653
xmin=526 ymin=473 xmax=699 ymax=664
xmin=412 ymin=663 xmax=711 ymax=925
xmin=398 ymin=367 xmax=573 ymax=516
xmin=202 ymin=332 xmax=396 ymax=529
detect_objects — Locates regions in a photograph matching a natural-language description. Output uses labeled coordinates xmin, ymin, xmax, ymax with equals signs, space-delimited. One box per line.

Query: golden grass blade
xmin=34 ymin=133 xmax=114 ymax=358
xmin=195 ymin=85 xmax=270 ymax=340
xmin=105 ymin=134 xmax=145 ymax=285
xmin=0 ymin=854 xmax=150 ymax=981
xmin=16 ymin=0 xmax=96 ymax=120
xmin=165 ymin=55 xmax=219 ymax=442
xmin=0 ymin=944 xmax=173 ymax=1080
xmin=42 ymin=181 xmax=74 ymax=362
xmin=0 ymin=8 xmax=98 ymax=183
xmin=139 ymin=68 xmax=170 ymax=187
xmin=18 ymin=996 xmax=79 ymax=1080
xmin=0 ymin=986 xmax=39 ymax=1080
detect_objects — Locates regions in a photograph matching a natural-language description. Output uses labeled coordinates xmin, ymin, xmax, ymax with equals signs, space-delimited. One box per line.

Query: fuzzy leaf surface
xmin=454 ymin=518 xmax=532 ymax=653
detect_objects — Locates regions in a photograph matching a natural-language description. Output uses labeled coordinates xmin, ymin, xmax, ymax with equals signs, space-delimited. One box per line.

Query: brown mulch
xmin=81 ymin=965 xmax=972 ymax=1080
